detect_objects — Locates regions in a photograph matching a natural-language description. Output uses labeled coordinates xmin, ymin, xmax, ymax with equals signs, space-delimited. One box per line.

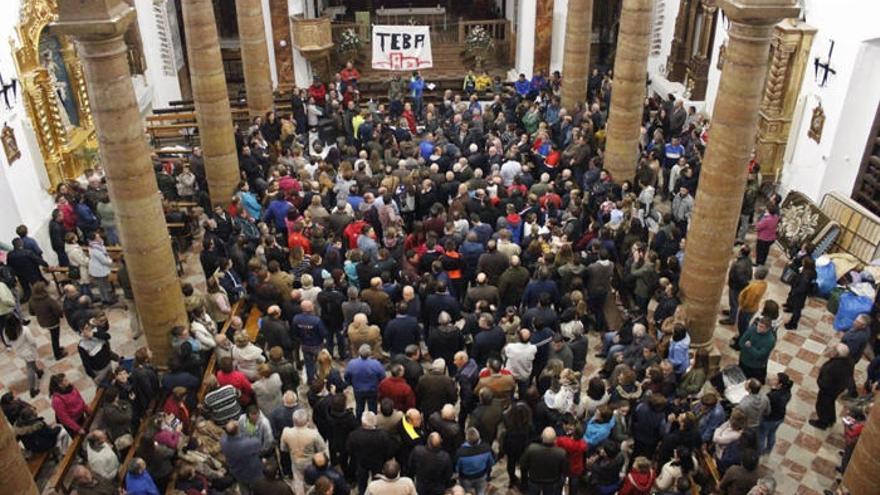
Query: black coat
xmin=383 ymin=315 xmax=422 ymax=355
xmin=787 ymin=267 xmax=817 ymax=309
xmin=409 ymin=445 xmax=453 ymax=495
xmin=817 ymin=356 xmax=854 ymax=395
xmin=346 ymin=427 xmax=395 ymax=472
xmin=6 ymin=248 xmax=47 ymax=284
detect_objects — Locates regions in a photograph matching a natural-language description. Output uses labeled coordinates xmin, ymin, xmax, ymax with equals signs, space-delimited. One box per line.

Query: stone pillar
xmin=679 ymin=0 xmax=800 ymax=348
xmin=843 ymin=395 xmax=880 ymax=493
xmin=55 ymin=0 xmax=189 ymax=366
xmin=236 ymin=0 xmax=275 ymax=118
xmin=515 ymin=0 xmax=537 ymax=77
xmin=0 ymin=414 xmax=38 ymax=494
xmin=181 ymin=0 xmax=240 ymax=207
xmin=603 ymin=0 xmax=652 ymax=183
xmin=560 ymin=0 xmax=594 ymax=110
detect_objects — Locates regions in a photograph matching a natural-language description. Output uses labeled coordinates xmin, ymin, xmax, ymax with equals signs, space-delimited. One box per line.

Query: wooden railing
xmin=46 ymin=388 xmax=107 ymax=494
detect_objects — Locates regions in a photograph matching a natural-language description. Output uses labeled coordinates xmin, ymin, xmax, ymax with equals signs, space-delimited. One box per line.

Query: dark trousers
xmin=756 ymin=239 xmax=773 ymax=265
xmin=788 ymin=306 xmax=803 ymax=328
xmin=740 ymin=362 xmax=767 ymax=384
xmin=48 ymin=325 xmax=63 ymax=359
xmin=587 ymin=292 xmax=608 ymax=332
xmin=527 ymin=480 xmax=562 ymax=495
xmin=737 ymin=310 xmax=754 ymax=339
xmin=55 ymin=249 xmax=69 ymax=267
xmin=354 ymin=390 xmax=377 ymax=419
xmin=357 ymin=466 xmax=377 ymax=495
xmin=816 ymin=389 xmax=839 ymax=427
xmin=728 ymin=287 xmax=742 ymax=318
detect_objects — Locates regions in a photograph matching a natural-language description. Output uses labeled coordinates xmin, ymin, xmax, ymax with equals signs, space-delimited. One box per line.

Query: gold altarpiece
xmin=755 ymin=19 xmax=816 ymax=178
xmin=11 ymin=0 xmax=97 ymax=190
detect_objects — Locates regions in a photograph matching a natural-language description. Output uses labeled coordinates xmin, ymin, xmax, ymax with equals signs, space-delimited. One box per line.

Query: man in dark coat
xmin=498 ymin=255 xmax=530 ymax=308
xmin=409 ymin=432 xmax=453 ymax=495
xmin=476 ymin=241 xmax=509 ymax=286
xmin=423 ymin=282 xmax=461 ymax=328
xmin=810 ymin=343 xmax=855 ymax=429
xmin=471 ymin=314 xmax=506 ymax=368
xmin=415 ymin=359 xmax=457 ymax=419
xmin=721 ymin=245 xmax=753 ymax=325
xmin=347 ymin=411 xmax=395 ymax=494
xmin=49 ymin=209 xmax=68 ymax=266
xmin=383 ymin=302 xmax=422 ymax=356
xmin=256 ymin=305 xmax=290 ymax=356
xmin=6 ymin=238 xmax=48 ymax=302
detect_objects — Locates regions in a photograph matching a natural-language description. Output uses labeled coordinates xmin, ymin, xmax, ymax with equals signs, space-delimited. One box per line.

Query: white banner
xmin=371 ymin=25 xmax=433 ymax=71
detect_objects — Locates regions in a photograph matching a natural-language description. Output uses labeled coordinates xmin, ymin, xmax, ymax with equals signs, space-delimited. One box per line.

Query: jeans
xmin=354 ymin=390 xmax=377 ymax=419
xmin=759 ymin=418 xmax=784 ymax=454
xmin=93 ymin=276 xmax=117 ymax=305
xmin=460 ymin=477 xmax=487 ymax=495
xmin=103 ymin=226 xmax=120 ymax=246
xmin=737 ymin=310 xmax=754 ymax=339
xmin=728 ymin=287 xmax=742 ymax=320
xmin=737 ymin=214 xmax=750 ymax=242
xmin=302 ymin=346 xmax=320 ymax=382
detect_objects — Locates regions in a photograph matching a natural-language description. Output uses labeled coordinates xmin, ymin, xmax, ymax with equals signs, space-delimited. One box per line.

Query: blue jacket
xmin=262 ymin=199 xmax=292 ymax=231
xmin=125 ymin=471 xmax=160 ymax=495
xmin=384 ymin=315 xmax=422 ymax=355
xmin=514 ymin=79 xmax=531 ymax=96
xmin=292 ymin=313 xmax=327 ymax=349
xmin=221 ymin=434 xmax=264 ymax=484
xmin=455 ymin=441 xmax=494 ymax=479
xmin=419 ymin=140 xmax=435 ymax=161
xmin=584 ymin=416 xmax=615 ymax=446
xmin=239 ymin=191 xmax=262 ymax=219
xmin=409 ymin=78 xmax=425 ymax=98
xmin=345 ymin=357 xmax=386 ymax=392
xmin=668 ymin=333 xmax=691 ymax=374
xmin=696 ymin=403 xmax=726 ymax=443
xmin=522 ymin=279 xmax=559 ymax=308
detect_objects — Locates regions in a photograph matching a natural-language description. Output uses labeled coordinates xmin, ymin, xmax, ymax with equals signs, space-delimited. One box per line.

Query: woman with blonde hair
xmin=232 ymin=331 xmax=265 ymax=381
xmin=315 ymin=349 xmax=346 ymax=392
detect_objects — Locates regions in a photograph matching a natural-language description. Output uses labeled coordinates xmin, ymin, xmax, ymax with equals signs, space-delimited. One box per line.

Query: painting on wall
xmin=808 ymin=103 xmax=825 ymax=143
xmin=3 ymin=123 xmax=21 ymax=165
xmin=38 ymin=33 xmax=80 ymax=129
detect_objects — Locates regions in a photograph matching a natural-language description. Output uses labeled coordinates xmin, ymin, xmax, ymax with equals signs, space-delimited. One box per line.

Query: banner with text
xmin=371 ymin=25 xmax=433 ymax=71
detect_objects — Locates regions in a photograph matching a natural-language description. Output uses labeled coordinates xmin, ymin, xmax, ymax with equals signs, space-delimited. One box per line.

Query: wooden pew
xmin=195 ymin=299 xmax=245 ymax=402
xmin=45 ymin=388 xmax=107 ymax=493
xmin=27 ymin=448 xmax=58 ymax=480
xmin=244 ymin=306 xmax=262 ymax=342
xmin=116 ymin=398 xmax=158 ymax=487
xmin=699 ymin=445 xmax=722 ymax=492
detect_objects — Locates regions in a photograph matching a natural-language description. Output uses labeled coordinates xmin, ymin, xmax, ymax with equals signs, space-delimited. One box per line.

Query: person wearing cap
xmin=733 ymin=265 xmax=769 ymax=346
xmin=415 ymin=359 xmax=457 ymax=420
xmin=345 ymin=344 xmax=387 ymax=418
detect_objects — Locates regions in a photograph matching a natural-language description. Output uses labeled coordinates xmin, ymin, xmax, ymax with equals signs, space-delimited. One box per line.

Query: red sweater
xmin=217 ymin=369 xmax=253 ymax=405
xmin=377 ymin=376 xmax=416 ymax=411
xmin=619 ymin=469 xmax=656 ymax=495
xmin=556 ymin=435 xmax=587 ymax=476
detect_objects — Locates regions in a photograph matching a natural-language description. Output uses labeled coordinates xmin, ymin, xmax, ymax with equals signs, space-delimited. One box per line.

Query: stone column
xmin=55 ymin=0 xmax=189 ymax=365
xmin=843 ymin=394 xmax=880 ymax=493
xmin=560 ymin=0 xmax=594 ymax=110
xmin=515 ymin=0 xmax=537 ymax=77
xmin=0 ymin=414 xmax=38 ymax=494
xmin=603 ymin=0 xmax=652 ymax=183
xmin=182 ymin=0 xmax=240 ymax=207
xmin=679 ymin=0 xmax=800 ymax=348
xmin=236 ymin=0 xmax=274 ymax=118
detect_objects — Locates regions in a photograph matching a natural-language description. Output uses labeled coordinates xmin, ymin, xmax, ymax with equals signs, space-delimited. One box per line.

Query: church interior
xmin=0 ymin=0 xmax=879 ymax=494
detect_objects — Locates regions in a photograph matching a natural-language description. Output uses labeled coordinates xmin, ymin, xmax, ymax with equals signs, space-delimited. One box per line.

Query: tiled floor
xmin=6 ymin=231 xmax=861 ymax=494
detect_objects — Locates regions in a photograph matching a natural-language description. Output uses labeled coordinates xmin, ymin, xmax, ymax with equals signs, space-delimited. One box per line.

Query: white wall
xmin=262 ymin=0 xmax=279 ymax=88
xmin=133 ymin=0 xmax=182 ymax=108
xmin=1 ymin=0 xmax=60 ymax=260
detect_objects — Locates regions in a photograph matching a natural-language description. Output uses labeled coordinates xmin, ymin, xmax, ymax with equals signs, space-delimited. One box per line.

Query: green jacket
xmin=738 ymin=325 xmax=776 ymax=369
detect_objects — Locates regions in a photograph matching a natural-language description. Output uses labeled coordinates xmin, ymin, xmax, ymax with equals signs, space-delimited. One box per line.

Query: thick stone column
xmin=0 ymin=414 xmax=38 ymax=494
xmin=679 ymin=0 xmax=799 ymax=348
xmin=236 ymin=0 xmax=274 ymax=118
xmin=843 ymin=393 xmax=880 ymax=493
xmin=182 ymin=0 xmax=240 ymax=206
xmin=55 ymin=0 xmax=189 ymax=365
xmin=560 ymin=0 xmax=594 ymax=110
xmin=515 ymin=0 xmax=537 ymax=77
xmin=603 ymin=0 xmax=652 ymax=183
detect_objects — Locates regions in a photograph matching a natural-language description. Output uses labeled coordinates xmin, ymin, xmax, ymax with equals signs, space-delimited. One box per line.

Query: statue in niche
xmin=39 ymin=34 xmax=79 ymax=130
xmin=3 ymin=123 xmax=21 ymax=164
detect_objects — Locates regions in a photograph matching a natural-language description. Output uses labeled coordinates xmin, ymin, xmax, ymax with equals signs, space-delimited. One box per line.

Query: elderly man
xmin=416 ymin=359 xmax=457 ymax=420
xmin=281 ymin=409 xmax=329 ymax=495
xmin=348 ymin=411 xmax=396 ymax=494
xmin=291 ymin=300 xmax=326 ymax=381
xmin=843 ymin=314 xmax=872 ymax=396
xmin=519 ymin=427 xmax=568 ymax=493
xmin=810 ymin=343 xmax=855 ymax=430
xmin=409 ymin=432 xmax=453 ymax=495
xmin=85 ymin=430 xmax=119 ymax=481
xmin=221 ymin=420 xmax=265 ymax=490
xmin=69 ymin=464 xmax=118 ymax=495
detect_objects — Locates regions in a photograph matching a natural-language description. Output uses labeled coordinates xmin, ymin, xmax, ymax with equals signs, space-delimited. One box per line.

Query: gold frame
xmin=11 ymin=0 xmax=96 ymax=190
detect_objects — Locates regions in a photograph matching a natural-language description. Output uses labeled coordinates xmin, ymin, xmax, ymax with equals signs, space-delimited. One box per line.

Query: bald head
xmin=541 ymin=426 xmax=557 ymax=445
xmin=301 ymin=300 xmax=315 ymax=313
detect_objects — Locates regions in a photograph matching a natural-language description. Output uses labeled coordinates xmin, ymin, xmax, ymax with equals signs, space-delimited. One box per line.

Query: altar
xmin=375 ymin=6 xmax=448 ymax=30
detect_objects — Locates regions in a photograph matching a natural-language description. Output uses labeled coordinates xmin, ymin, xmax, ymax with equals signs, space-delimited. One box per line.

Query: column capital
xmin=52 ymin=0 xmax=135 ymax=40
xmin=718 ymin=0 xmax=799 ymax=25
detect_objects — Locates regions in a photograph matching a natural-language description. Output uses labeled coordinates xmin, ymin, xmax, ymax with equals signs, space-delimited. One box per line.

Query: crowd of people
xmin=0 ymin=55 xmax=877 ymax=495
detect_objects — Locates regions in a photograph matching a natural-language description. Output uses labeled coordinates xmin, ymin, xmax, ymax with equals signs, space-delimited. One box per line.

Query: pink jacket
xmin=52 ymin=389 xmax=89 ymax=432
xmin=755 ymin=213 xmax=779 ymax=242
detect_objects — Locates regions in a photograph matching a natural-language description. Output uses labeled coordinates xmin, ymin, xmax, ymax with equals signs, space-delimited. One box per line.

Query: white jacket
xmin=11 ymin=325 xmax=38 ymax=362
xmin=88 ymin=243 xmax=113 ymax=278
xmin=65 ymin=243 xmax=91 ymax=282
xmin=232 ymin=343 xmax=265 ymax=381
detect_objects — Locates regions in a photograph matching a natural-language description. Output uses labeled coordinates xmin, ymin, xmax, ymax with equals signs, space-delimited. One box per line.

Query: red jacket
xmin=162 ymin=395 xmax=191 ymax=432
xmin=344 ymin=220 xmax=367 ymax=250
xmin=287 ymin=231 xmax=312 ymax=254
xmin=556 ymin=435 xmax=587 ymax=476
xmin=619 ymin=468 xmax=656 ymax=495
xmin=377 ymin=376 xmax=416 ymax=411
xmin=51 ymin=388 xmax=90 ymax=433
xmin=217 ymin=369 xmax=253 ymax=405
xmin=308 ymin=84 xmax=327 ymax=106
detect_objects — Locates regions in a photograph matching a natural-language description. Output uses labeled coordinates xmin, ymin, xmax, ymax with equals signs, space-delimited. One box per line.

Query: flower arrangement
xmin=336 ymin=28 xmax=363 ymax=54
xmin=464 ymin=26 xmax=495 ymax=53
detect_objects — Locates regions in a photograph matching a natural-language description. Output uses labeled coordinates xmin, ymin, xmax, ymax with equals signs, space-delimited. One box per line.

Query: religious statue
xmin=41 ymin=47 xmax=74 ymax=130
xmin=808 ymin=103 xmax=825 ymax=143
xmin=2 ymin=123 xmax=21 ymax=164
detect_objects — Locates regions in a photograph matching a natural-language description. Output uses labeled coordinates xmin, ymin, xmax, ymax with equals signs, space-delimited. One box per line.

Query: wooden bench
xmin=244 ymin=306 xmax=262 ymax=343
xmin=27 ymin=448 xmax=58 ymax=480
xmin=116 ymin=398 xmax=158 ymax=487
xmin=699 ymin=445 xmax=722 ymax=492
xmin=45 ymin=388 xmax=107 ymax=493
